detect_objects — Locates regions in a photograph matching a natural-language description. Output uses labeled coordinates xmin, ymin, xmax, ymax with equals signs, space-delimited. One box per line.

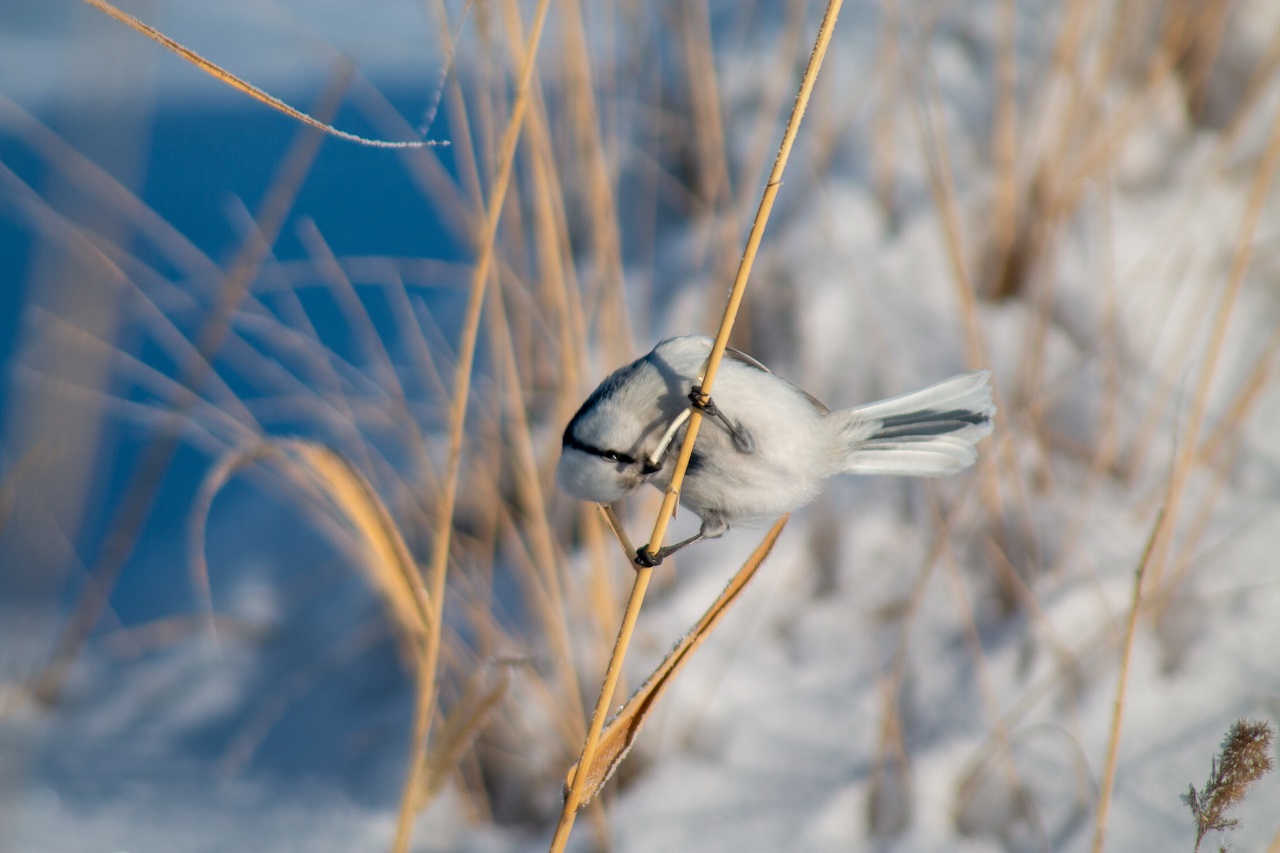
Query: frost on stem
xmin=1182 ymin=719 xmax=1275 ymax=853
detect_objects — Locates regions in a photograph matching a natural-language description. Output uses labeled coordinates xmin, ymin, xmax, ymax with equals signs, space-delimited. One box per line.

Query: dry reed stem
xmin=1089 ymin=501 xmax=1168 ymax=853
xmin=191 ymin=440 xmax=431 ymax=648
xmin=644 ymin=0 xmax=845 ymax=559
xmin=1199 ymin=318 xmax=1280 ymax=464
xmin=956 ymin=614 xmax=1120 ymax=815
xmin=188 ymin=439 xmax=446 ymax=782
xmin=393 ymin=2 xmax=551 ymax=850
xmin=0 ymin=104 xmax=298 ymax=442
xmin=293 ymin=443 xmax=433 ymax=642
xmin=563 ymin=516 xmax=789 ymax=804
xmin=1043 ymin=194 xmax=1123 ymax=582
xmin=548 ymin=515 xmax=657 ymax=853
xmin=0 ymin=96 xmax=214 ymax=273
xmin=1140 ymin=85 xmax=1280 ymax=598
xmin=914 ymin=59 xmax=989 ymax=373
xmin=295 ymin=222 xmax=442 ymax=507
xmin=188 ymin=444 xmax=277 ymax=644
xmin=418 ymin=667 xmax=510 ymax=808
xmin=24 ymin=307 xmax=253 ymax=447
xmin=353 ymin=87 xmax=474 ymax=238
xmin=80 ymin=0 xmax=432 ymax=148
xmin=1221 ymin=25 xmax=1280 ymax=149
xmin=550 ymin=5 xmax=844 ymax=850
xmin=558 ymin=0 xmax=635 ymax=364
xmin=1154 ymin=315 xmax=1280 ymax=602
xmin=735 ymin=3 xmax=812 ymax=226
xmin=522 ymin=107 xmax=586 ymax=396
xmin=487 ymin=268 xmax=586 ymax=741
xmin=869 ymin=507 xmax=952 ymax=831
xmin=912 ymin=57 xmax=1023 ymax=612
xmin=678 ymin=2 xmax=739 ymax=332
xmin=989 ymin=0 xmax=1019 ymax=293
xmin=940 ymin=510 xmax=1032 ymax=830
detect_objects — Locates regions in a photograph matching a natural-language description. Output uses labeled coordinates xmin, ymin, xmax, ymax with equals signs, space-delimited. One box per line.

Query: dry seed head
xmin=1183 ymin=718 xmax=1275 ymax=851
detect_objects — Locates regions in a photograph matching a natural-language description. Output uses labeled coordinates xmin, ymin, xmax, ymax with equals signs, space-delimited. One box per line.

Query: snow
xmin=5 ymin=1 xmax=1280 ymax=852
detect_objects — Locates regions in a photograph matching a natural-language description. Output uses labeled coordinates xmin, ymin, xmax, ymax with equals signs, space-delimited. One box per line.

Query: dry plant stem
xmin=597 ymin=503 xmax=639 ymax=563
xmin=1089 ymin=502 xmax=1167 ymax=853
xmin=487 ymin=265 xmax=584 ymax=742
xmin=870 ymin=0 xmax=900 ymax=215
xmin=390 ymin=2 xmax=551 ymax=851
xmin=644 ymin=0 xmax=845 ymax=558
xmin=870 ymin=511 xmax=948 ymax=825
xmin=563 ymin=515 xmax=790 ymax=803
xmin=549 ymin=511 xmax=652 ymax=853
xmin=1143 ymin=103 xmax=1280 ymax=594
xmin=549 ymin=6 xmax=845 ymax=851
xmin=81 ymin=0 xmax=429 ymax=148
xmin=938 ymin=500 xmax=1029 ymax=823
xmin=915 ymin=73 xmax=987 ymax=371
xmin=558 ymin=0 xmax=634 ymax=363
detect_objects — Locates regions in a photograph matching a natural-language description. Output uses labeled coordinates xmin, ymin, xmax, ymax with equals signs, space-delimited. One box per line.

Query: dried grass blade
xmin=290 ymin=441 xmax=431 ymax=645
xmin=1089 ymin=499 xmax=1168 ymax=853
xmin=398 ymin=2 xmax=553 ymax=848
xmin=563 ymin=515 xmax=789 ymax=804
xmin=187 ymin=443 xmax=280 ymax=646
xmin=189 ymin=439 xmax=430 ymax=652
xmin=552 ymin=6 xmax=842 ymax=849
xmin=80 ymin=0 xmax=435 ymax=149
xmin=416 ymin=668 xmax=510 ymax=808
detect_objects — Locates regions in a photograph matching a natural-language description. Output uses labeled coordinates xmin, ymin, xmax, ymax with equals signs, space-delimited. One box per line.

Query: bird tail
xmin=828 ymin=370 xmax=995 ymax=477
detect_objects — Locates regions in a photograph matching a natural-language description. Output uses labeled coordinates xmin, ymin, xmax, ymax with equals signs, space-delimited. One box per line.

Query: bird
xmin=557 ymin=335 xmax=994 ymax=564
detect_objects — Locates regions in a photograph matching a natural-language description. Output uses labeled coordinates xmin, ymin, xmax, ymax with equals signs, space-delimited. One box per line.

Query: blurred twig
xmin=392 ymin=1 xmax=553 ymax=850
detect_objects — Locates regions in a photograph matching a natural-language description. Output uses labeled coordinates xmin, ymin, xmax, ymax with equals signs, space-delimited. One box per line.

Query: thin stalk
xmin=644 ymin=0 xmax=845 ymax=558
xmin=548 ymin=511 xmax=651 ymax=853
xmin=1142 ymin=98 xmax=1280 ymax=594
xmin=1089 ymin=503 xmax=1167 ymax=853
xmin=549 ymin=5 xmax=845 ymax=850
xmin=390 ymin=1 xmax=551 ymax=850
xmin=81 ymin=0 xmax=429 ymax=148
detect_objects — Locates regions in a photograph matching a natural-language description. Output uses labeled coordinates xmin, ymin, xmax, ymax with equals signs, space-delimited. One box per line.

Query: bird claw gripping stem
xmin=689 ymin=386 xmax=755 ymax=454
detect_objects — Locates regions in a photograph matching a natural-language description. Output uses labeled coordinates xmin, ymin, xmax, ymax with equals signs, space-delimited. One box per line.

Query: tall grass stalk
xmin=1140 ymin=94 xmax=1280 ymax=598
xmin=81 ymin=0 xmax=430 ymax=148
xmin=1089 ymin=503 xmax=1166 ymax=853
xmin=393 ymin=1 xmax=552 ymax=849
xmin=549 ymin=3 xmax=845 ymax=849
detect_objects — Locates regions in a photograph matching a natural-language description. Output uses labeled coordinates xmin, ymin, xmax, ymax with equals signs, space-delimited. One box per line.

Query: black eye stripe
xmin=564 ymin=432 xmax=638 ymax=465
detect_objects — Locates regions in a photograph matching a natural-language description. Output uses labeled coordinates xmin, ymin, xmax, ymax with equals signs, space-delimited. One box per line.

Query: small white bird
xmin=557 ymin=335 xmax=994 ymax=564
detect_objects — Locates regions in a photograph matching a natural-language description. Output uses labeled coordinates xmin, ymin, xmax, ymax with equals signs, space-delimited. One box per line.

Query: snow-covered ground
xmin=4 ymin=2 xmax=1280 ymax=852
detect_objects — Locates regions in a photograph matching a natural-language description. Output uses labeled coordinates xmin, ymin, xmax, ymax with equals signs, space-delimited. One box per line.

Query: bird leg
xmin=633 ymin=518 xmax=728 ymax=568
xmin=688 ymin=387 xmax=755 ymax=453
